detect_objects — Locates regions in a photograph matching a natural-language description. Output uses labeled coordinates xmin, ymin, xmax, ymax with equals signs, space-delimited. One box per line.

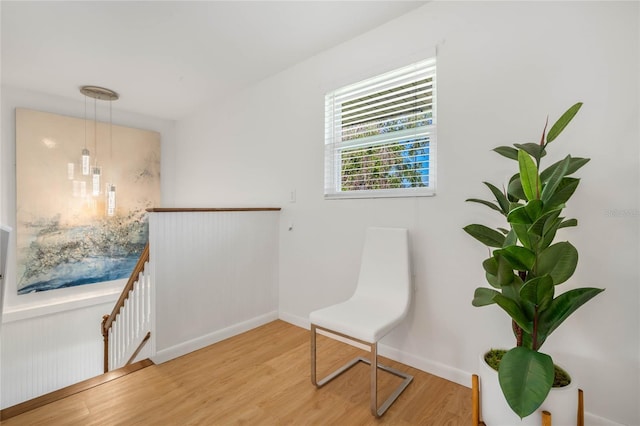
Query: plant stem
xmin=513 ymin=320 xmax=523 ymax=346
xmin=532 ymin=306 xmax=539 ymax=350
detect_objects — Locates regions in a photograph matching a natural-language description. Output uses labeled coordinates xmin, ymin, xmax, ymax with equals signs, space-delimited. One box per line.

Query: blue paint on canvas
xmin=17 ymin=211 xmax=148 ymax=294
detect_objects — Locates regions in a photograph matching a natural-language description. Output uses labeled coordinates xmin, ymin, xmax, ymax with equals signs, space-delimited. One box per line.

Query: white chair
xmin=309 ymin=227 xmax=413 ymax=417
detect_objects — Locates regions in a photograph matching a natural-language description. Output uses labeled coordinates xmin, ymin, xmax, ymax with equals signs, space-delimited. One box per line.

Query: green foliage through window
xmin=325 ymin=57 xmax=436 ymax=197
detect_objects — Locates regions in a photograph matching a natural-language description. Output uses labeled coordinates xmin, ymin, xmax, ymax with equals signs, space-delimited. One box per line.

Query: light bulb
xmin=92 ymin=167 xmax=101 ymax=196
xmin=107 ymin=185 xmax=116 ymax=216
xmin=82 ymin=149 xmax=90 ymax=175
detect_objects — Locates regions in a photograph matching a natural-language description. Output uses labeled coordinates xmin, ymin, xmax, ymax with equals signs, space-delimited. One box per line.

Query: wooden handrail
xmin=102 ymin=243 xmax=150 ymax=372
xmin=102 ymin=243 xmax=150 ymax=334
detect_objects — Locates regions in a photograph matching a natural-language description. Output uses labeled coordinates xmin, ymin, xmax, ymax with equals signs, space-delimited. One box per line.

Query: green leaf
xmin=524 ymin=199 xmax=543 ymax=222
xmin=466 ymin=198 xmax=503 ymax=213
xmin=514 ymin=143 xmax=546 ymax=161
xmin=483 ymin=257 xmax=501 ymax=288
xmin=541 ymin=155 xmax=571 ymax=204
xmin=507 ymin=175 xmax=526 ymax=201
xmin=512 ymin=223 xmax=534 ymax=250
xmin=518 ymin=150 xmax=541 ymax=201
xmin=544 ymin=178 xmax=580 ymax=211
xmin=546 ymin=102 xmax=583 ymax=143
xmin=502 ymin=277 xmax=523 ymax=304
xmin=537 ymin=287 xmax=605 ymax=344
xmin=496 ymin=253 xmax=517 ymax=287
xmin=538 ymin=213 xmax=563 ymax=250
xmin=504 ymin=228 xmax=518 ymax=246
xmin=558 ymin=218 xmax=578 ymax=229
xmin=536 ymin=242 xmax=578 ymax=284
xmin=483 ymin=257 xmax=498 ymax=275
xmin=497 ymin=246 xmax=536 ymax=271
xmin=507 ymin=205 xmax=532 ymax=225
xmin=493 ymin=293 xmax=531 ymax=333
xmin=484 ymin=254 xmax=516 ymax=288
xmin=464 ymin=224 xmax=506 ymax=248
xmin=529 ymin=209 xmax=561 ymax=238
xmin=472 ymin=287 xmax=500 ymax=306
xmin=520 ymin=275 xmax=554 ymax=319
xmin=498 ymin=347 xmax=554 ymax=418
xmin=494 ymin=146 xmax=519 ymax=160
xmin=540 ymin=157 xmax=590 ymax=182
xmin=484 ymin=182 xmax=510 ymax=214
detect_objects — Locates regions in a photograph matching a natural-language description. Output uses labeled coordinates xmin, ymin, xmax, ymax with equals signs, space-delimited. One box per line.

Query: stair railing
xmin=101 ymin=243 xmax=151 ymax=373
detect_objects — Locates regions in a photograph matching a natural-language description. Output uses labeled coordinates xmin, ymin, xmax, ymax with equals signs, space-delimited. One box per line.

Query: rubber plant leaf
xmin=507 ymin=205 xmax=532 ymax=225
xmin=515 ymin=143 xmax=546 ymax=161
xmin=463 ymin=224 xmax=505 ymax=248
xmin=544 ymin=178 xmax=580 ymax=212
xmin=537 ymin=287 xmax=605 ymax=346
xmin=529 ymin=209 xmax=562 ymax=239
xmin=498 ymin=347 xmax=554 ymax=419
xmin=541 ymin=155 xmax=571 ymax=204
xmin=535 ymin=242 xmax=578 ymax=285
xmin=519 ymin=275 xmax=554 ymax=320
xmin=483 ymin=257 xmax=501 ymax=289
xmin=524 ymin=199 xmax=543 ymax=223
xmin=540 ymin=157 xmax=590 ymax=182
xmin=558 ymin=218 xmax=578 ymax=229
xmin=512 ymin=223 xmax=534 ymax=250
xmin=518 ymin=150 xmax=541 ymax=201
xmin=484 ymin=181 xmax=510 ymax=215
xmin=494 ymin=146 xmax=519 ymax=160
xmin=493 ymin=293 xmax=532 ymax=333
xmin=466 ymin=198 xmax=503 ymax=213
xmin=472 ymin=287 xmax=500 ymax=307
xmin=546 ymin=102 xmax=583 ymax=143
xmin=508 ymin=174 xmax=525 ymax=201
xmin=496 ymin=246 xmax=536 ymax=271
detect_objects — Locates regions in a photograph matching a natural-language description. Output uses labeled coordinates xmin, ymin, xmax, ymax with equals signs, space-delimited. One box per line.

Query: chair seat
xmin=310 ymin=297 xmax=407 ymax=343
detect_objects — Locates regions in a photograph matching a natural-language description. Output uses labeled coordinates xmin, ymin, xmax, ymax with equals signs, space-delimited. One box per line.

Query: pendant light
xmin=81 ymin=95 xmax=90 ymax=175
xmin=106 ymin=98 xmax=117 ymax=217
xmin=79 ymin=86 xmax=119 ymax=210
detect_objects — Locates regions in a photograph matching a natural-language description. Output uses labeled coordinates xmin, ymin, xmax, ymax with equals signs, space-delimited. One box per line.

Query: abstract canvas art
xmin=15 ymin=108 xmax=161 ymax=294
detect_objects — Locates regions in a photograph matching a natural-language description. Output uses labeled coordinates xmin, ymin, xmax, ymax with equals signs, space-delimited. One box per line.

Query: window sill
xmin=325 ymin=189 xmax=436 ymax=200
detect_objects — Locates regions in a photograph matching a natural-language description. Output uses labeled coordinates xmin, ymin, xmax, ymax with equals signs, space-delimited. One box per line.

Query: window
xmin=324 ymin=57 xmax=436 ymax=199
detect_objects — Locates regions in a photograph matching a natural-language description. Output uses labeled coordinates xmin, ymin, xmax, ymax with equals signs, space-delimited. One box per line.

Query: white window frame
xmin=324 ymin=57 xmax=437 ymax=199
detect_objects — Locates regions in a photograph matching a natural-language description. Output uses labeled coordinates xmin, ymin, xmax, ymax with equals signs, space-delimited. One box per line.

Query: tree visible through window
xmin=324 ymin=58 xmax=436 ymax=198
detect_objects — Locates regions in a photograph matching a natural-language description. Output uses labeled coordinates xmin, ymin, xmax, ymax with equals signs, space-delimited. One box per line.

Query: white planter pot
xmin=478 ymin=351 xmax=578 ymax=426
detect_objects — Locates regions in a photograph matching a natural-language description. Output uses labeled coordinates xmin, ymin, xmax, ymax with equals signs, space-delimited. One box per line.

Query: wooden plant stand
xmin=472 ymin=374 xmax=585 ymax=426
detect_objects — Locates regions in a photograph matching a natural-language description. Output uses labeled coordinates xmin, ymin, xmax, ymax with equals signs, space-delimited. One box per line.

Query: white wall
xmin=173 ymin=2 xmax=639 ymax=425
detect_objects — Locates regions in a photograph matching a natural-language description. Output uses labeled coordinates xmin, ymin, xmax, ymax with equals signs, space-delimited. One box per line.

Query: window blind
xmin=324 ymin=57 xmax=436 ymax=199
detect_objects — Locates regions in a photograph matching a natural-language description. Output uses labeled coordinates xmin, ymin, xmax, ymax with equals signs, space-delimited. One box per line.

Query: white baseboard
xmin=278 ymin=311 xmax=307 ymax=329
xmin=583 ymin=413 xmax=625 ymax=426
xmin=278 ymin=311 xmax=624 ymax=426
xmin=152 ymin=310 xmax=279 ymax=364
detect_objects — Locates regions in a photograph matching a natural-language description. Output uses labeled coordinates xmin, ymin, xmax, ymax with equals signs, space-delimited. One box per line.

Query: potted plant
xmin=463 ymin=102 xmax=604 ymax=421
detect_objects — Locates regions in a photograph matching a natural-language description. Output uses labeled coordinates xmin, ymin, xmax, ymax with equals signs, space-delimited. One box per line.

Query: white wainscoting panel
xmin=149 ymin=210 xmax=280 ymax=362
xmin=1 ymin=302 xmax=111 ymax=409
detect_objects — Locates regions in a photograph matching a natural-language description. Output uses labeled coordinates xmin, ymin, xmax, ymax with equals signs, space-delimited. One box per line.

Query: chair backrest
xmin=352 ymin=227 xmax=411 ymax=313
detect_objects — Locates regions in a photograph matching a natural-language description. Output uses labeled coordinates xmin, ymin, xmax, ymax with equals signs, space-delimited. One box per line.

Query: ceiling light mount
xmin=80 ymin=85 xmax=119 ymax=101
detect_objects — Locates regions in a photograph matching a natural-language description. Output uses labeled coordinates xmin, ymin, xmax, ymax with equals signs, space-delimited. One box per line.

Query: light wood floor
xmin=3 ymin=320 xmax=471 ymax=425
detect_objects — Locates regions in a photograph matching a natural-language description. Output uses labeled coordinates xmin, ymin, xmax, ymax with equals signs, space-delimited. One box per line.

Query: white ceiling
xmin=2 ymin=1 xmax=426 ymax=121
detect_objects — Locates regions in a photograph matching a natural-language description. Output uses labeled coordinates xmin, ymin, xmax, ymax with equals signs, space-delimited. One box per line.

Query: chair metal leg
xmin=371 ymin=342 xmax=377 ymax=416
xmin=310 ymin=324 xmax=413 ymax=417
